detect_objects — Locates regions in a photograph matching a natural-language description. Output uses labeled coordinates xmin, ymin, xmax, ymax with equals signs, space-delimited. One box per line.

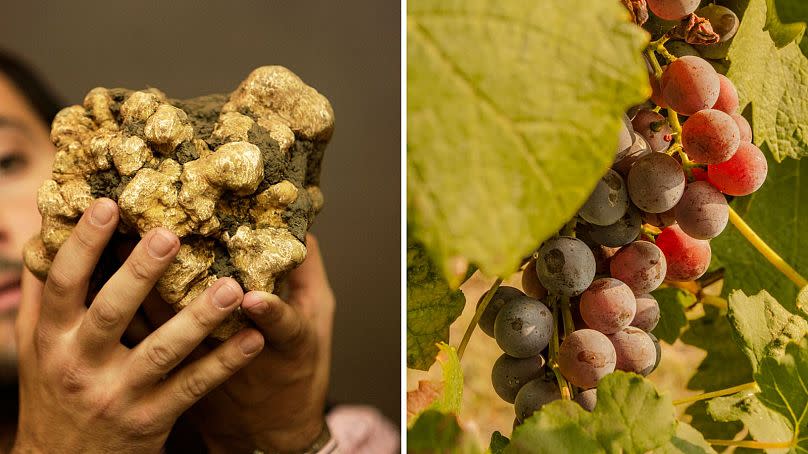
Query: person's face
xmin=0 ymin=73 xmax=55 ymax=379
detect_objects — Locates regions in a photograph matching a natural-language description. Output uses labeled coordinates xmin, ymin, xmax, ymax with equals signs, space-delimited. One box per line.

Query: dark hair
xmin=0 ymin=50 xmax=63 ymax=125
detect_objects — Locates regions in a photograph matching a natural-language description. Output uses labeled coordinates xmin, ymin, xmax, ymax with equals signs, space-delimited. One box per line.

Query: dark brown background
xmin=0 ymin=0 xmax=400 ymax=422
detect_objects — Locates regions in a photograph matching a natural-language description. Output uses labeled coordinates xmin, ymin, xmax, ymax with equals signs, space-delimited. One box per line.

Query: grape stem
xmin=672 ymin=381 xmax=758 ymax=406
xmin=728 ymin=207 xmax=808 ymax=288
xmin=648 ymin=36 xmax=677 ymax=63
xmin=548 ymin=295 xmax=573 ymax=400
xmin=457 ymin=277 xmax=503 ymax=360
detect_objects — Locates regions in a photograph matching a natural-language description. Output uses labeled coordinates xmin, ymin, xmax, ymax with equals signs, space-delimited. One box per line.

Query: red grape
xmin=712 ymin=74 xmax=739 ymax=114
xmin=656 ymin=225 xmax=712 ymax=281
xmin=731 ymin=113 xmax=752 ymax=143
xmin=707 ymin=142 xmax=768 ymax=196
xmin=681 ymin=109 xmax=740 ymax=164
xmin=661 ymin=56 xmax=720 ymax=115
xmin=608 ymin=326 xmax=658 ymax=375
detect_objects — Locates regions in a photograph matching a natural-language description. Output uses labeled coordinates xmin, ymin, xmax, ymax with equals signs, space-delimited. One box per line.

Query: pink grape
xmin=661 ymin=56 xmax=720 ymax=115
xmin=674 ymin=181 xmax=729 ymax=240
xmin=632 ymin=109 xmax=672 ymax=152
xmin=681 ymin=109 xmax=740 ymax=164
xmin=656 ymin=225 xmax=712 ymax=281
xmin=608 ymin=326 xmax=658 ymax=375
xmin=648 ymin=0 xmax=700 ymax=20
xmin=557 ymin=329 xmax=616 ymax=389
xmin=732 ymin=113 xmax=752 ymax=143
xmin=579 ymin=278 xmax=637 ymax=335
xmin=631 ymin=294 xmax=661 ymax=332
xmin=609 ymin=241 xmax=667 ymax=294
xmin=708 ymin=141 xmax=768 ymax=196
xmin=628 ymin=152 xmax=685 ymax=213
xmin=712 ymin=75 xmax=740 ymax=114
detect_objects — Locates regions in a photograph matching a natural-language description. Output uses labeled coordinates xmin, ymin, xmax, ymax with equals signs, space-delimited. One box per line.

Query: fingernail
xmin=240 ymin=334 xmax=263 ymax=354
xmin=90 ymin=200 xmax=115 ymax=226
xmin=147 ymin=230 xmax=176 ymax=259
xmin=212 ymin=282 xmax=239 ymax=308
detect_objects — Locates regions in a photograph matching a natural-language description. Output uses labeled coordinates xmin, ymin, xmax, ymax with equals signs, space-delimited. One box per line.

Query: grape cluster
xmin=483 ymin=1 xmax=766 ymax=424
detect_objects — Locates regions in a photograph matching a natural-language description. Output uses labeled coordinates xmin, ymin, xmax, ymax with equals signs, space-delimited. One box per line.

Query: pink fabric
xmin=323 ymin=405 xmax=399 ymax=453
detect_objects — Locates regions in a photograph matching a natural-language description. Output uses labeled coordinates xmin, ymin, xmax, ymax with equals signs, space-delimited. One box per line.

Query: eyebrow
xmin=0 ymin=115 xmax=33 ymax=137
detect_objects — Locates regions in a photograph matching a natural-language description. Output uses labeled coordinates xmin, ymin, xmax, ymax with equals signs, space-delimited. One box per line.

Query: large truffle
xmin=23 ymin=66 xmax=334 ymax=339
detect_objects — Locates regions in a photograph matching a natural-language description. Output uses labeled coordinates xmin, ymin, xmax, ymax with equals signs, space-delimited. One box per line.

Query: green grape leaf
xmin=708 ymin=391 xmax=793 ymax=452
xmin=681 ymin=305 xmax=754 ymax=392
xmin=754 ymin=336 xmax=808 ymax=452
xmin=407 ymin=0 xmax=649 ymax=280
xmin=711 ymin=154 xmax=808 ymax=310
xmin=488 ymin=432 xmax=509 ymax=454
xmin=407 ymin=236 xmax=466 ymax=370
xmin=507 ymin=372 xmax=676 ymax=454
xmin=652 ymin=287 xmax=695 ymax=344
xmin=407 ymin=410 xmax=475 ymax=454
xmin=685 ymin=401 xmax=744 ymax=449
xmin=651 ymin=422 xmax=717 ymax=454
xmin=726 ymin=0 xmax=808 ymax=161
xmin=726 ymin=290 xmax=808 ymax=372
xmin=428 ymin=343 xmax=464 ymax=414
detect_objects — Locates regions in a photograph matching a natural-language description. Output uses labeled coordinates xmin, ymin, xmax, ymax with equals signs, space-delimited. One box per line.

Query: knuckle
xmin=188 ymin=304 xmax=217 ymax=331
xmin=218 ymin=346 xmax=244 ymax=374
xmin=88 ymin=296 xmax=123 ymax=330
xmin=125 ymin=408 xmax=164 ymax=438
xmin=179 ymin=373 xmax=210 ymax=400
xmin=46 ymin=267 xmax=74 ymax=298
xmin=125 ymin=256 xmax=154 ymax=282
xmin=56 ymin=363 xmax=88 ymax=394
xmin=144 ymin=343 xmax=179 ymax=370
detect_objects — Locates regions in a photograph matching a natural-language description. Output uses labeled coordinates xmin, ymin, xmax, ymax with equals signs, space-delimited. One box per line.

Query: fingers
xmin=151 ymin=328 xmax=263 ymax=419
xmin=127 ymin=278 xmax=244 ymax=386
xmin=16 ymin=268 xmax=44 ymax=350
xmin=41 ymin=199 xmax=118 ymax=327
xmin=242 ymin=291 xmax=308 ymax=350
xmin=76 ymin=228 xmax=179 ymax=356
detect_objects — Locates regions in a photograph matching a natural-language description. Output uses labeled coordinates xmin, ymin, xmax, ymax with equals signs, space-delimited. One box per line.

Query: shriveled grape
xmin=707 ymin=141 xmax=768 ymax=196
xmin=608 ymin=326 xmax=658 ymax=375
xmin=558 ymin=329 xmax=616 ymax=389
xmin=674 ymin=181 xmax=729 ymax=239
xmin=574 ymin=389 xmax=598 ymax=412
xmin=712 ymin=74 xmax=740 ymax=114
xmin=536 ymin=237 xmax=596 ymax=297
xmin=491 ymin=354 xmax=545 ymax=404
xmin=656 ymin=225 xmax=712 ymax=281
xmin=631 ymin=294 xmax=661 ymax=332
xmin=628 ymin=152 xmax=685 ymax=213
xmin=579 ymin=169 xmax=629 ymax=226
xmin=514 ymin=378 xmax=561 ymax=422
xmin=586 ymin=205 xmax=642 ymax=247
xmin=494 ymin=298 xmax=554 ymax=358
xmin=696 ymin=4 xmax=739 ymax=42
xmin=632 ymin=109 xmax=672 ymax=152
xmin=609 ymin=241 xmax=667 ymax=294
xmin=681 ymin=109 xmax=740 ymax=164
xmin=660 ymin=56 xmax=720 ymax=115
xmin=478 ymin=286 xmax=525 ymax=338
xmin=579 ymin=278 xmax=637 ymax=334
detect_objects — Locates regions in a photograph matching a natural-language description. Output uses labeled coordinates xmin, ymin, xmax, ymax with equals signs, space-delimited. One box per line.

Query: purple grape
xmin=628 ymin=152 xmax=685 ymax=213
xmin=514 ymin=378 xmax=561 ymax=422
xmin=586 ymin=205 xmax=642 ymax=248
xmin=632 ymin=109 xmax=672 ymax=152
xmin=494 ymin=297 xmax=554 ymax=358
xmin=579 ymin=169 xmax=629 ymax=226
xmin=674 ymin=181 xmax=729 ymax=240
xmin=609 ymin=241 xmax=667 ymax=294
xmin=477 ymin=286 xmax=525 ymax=338
xmin=491 ymin=354 xmax=545 ymax=404
xmin=536 ymin=237 xmax=596 ymax=297
xmin=574 ymin=388 xmax=598 ymax=412
xmin=631 ymin=294 xmax=661 ymax=332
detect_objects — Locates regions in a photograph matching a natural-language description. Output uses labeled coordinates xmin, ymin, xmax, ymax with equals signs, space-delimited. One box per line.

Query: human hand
xmin=13 ymin=198 xmax=265 ymax=453
xmin=176 ymin=234 xmax=335 ymax=453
